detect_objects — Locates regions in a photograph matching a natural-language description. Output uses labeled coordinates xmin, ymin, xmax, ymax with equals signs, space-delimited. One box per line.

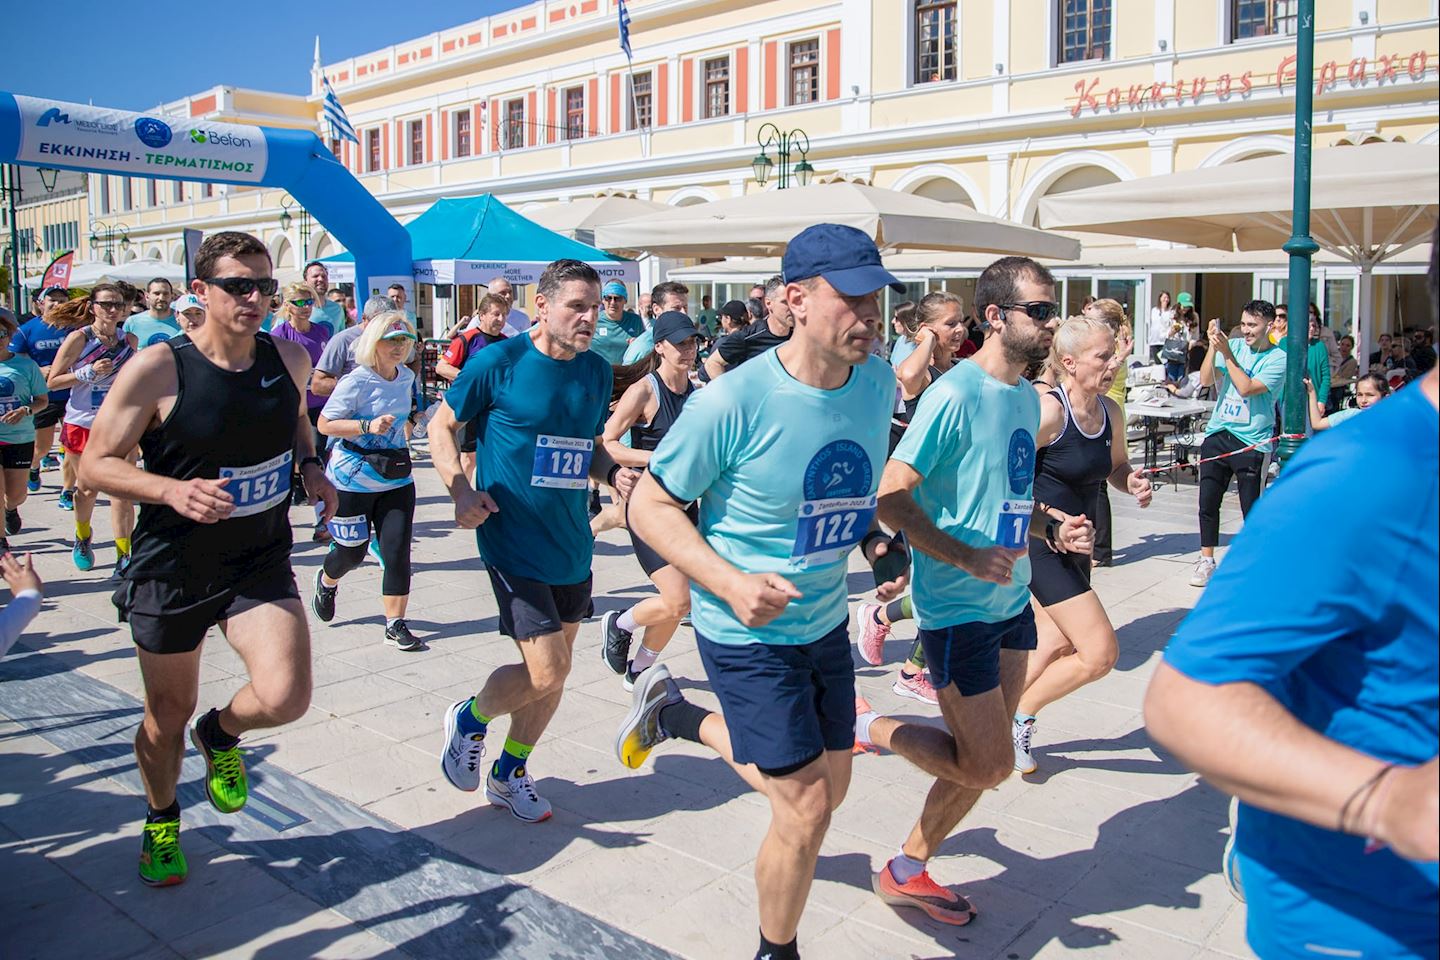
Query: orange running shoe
xmin=873 ymin=859 xmax=977 ymax=925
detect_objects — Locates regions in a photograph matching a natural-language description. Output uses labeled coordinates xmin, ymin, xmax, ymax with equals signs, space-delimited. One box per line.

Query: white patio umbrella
xmin=596 ymin=180 xmax=1081 ymax=260
xmin=23 ymin=257 xmax=185 ymax=290
xmin=1038 ymin=142 xmax=1438 ymax=359
xmin=524 ymin=194 xmax=670 ymax=247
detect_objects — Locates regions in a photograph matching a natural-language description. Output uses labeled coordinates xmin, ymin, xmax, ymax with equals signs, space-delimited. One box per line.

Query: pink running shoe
xmin=852 ymin=695 xmax=879 ymax=754
xmin=892 ymin=670 xmax=939 ymax=705
xmin=856 ymin=603 xmax=890 ymax=665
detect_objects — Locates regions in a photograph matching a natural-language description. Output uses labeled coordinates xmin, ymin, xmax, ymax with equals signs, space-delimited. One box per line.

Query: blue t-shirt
xmin=445 ymin=334 xmax=612 ymax=585
xmin=10 ymin=315 xmax=70 ymax=405
xmin=1205 ymin=339 xmax=1288 ymax=452
xmin=889 ymin=336 xmax=918 ymax=369
xmin=1166 ymin=384 xmax=1438 ymax=960
xmin=312 ymin=299 xmax=347 ymax=333
xmin=622 ymin=328 xmax=655 ymax=365
xmin=648 ymin=350 xmax=894 ymax=646
xmin=592 ymin=310 xmax=645 ymax=365
xmin=321 ymin=365 xmax=416 ymax=493
xmin=124 ymin=312 xmax=181 ymax=349
xmin=891 ymin=361 xmax=1040 ymax=628
xmin=0 ymin=355 xmax=50 ymax=444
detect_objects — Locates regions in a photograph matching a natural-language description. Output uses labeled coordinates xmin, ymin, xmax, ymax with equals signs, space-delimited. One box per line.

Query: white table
xmin=1128 ymin=398 xmax=1215 ymax=473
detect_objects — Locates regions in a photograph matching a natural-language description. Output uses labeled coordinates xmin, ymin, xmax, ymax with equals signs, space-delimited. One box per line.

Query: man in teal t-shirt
xmin=620 ymin=281 xmax=689 ymax=364
xmin=1191 ymin=299 xmax=1288 ymax=587
xmin=591 ymin=280 xmax=645 ymax=365
xmin=304 ymin=261 xmax=346 ymax=333
xmin=431 ymin=259 xmax=632 ymax=827
xmin=124 ymin=278 xmax=181 ymax=348
xmin=613 ymin=224 xmax=909 ymax=960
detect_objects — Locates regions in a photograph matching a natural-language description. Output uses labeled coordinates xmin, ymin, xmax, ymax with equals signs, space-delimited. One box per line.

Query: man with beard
xmin=852 ymin=256 xmax=1092 ymax=924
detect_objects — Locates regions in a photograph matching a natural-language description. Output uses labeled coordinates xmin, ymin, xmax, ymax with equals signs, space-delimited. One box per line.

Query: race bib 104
xmin=327 ymin=513 xmax=370 ymax=547
xmin=220 ymin=450 xmax=292 ymax=518
xmin=996 ymin=498 xmax=1034 ymax=549
xmin=791 ymin=495 xmax=877 ymax=568
xmin=531 ymin=435 xmax=593 ymax=489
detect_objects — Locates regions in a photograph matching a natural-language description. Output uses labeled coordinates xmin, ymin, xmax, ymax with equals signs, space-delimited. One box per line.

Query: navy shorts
xmin=486 ymin=566 xmax=593 ymax=640
xmin=918 ymin=606 xmax=1038 ymax=696
xmin=696 ymin=619 xmax=855 ymax=774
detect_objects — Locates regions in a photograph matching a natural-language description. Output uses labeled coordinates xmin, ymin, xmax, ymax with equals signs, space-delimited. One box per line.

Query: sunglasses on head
xmin=289 ymin=298 xmax=315 ymax=308
xmin=1000 ymin=301 xmax=1060 ymax=323
xmin=203 ymin=277 xmax=280 ymax=298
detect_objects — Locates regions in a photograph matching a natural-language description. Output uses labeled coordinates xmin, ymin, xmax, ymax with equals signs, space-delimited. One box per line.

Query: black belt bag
xmin=342 ymin=441 xmax=412 ymax=480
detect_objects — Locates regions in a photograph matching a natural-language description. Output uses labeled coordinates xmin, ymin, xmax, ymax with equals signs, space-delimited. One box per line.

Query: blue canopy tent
xmin=322 ymin=193 xmax=637 ymax=287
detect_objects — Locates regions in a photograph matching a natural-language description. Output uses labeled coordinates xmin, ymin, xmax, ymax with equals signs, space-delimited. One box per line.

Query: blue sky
xmin=0 ymin=1 xmax=528 ymax=111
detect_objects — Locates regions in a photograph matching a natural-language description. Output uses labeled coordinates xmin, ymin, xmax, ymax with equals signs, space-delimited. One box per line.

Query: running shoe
xmin=25 ymin=470 xmax=40 ymax=493
xmin=600 ymin=610 xmax=633 ymax=676
xmin=0 ymin=537 xmax=9 ymax=555
xmin=440 ymin=698 xmax=487 ymax=792
xmin=621 ymin=663 xmax=642 ymax=693
xmin=1013 ymin=716 xmax=1038 ymax=774
xmin=615 ymin=663 xmax=682 ymax=770
xmin=873 ymin=860 xmax=976 ymax=926
xmin=138 ymin=818 xmax=188 ymax=887
xmin=1222 ymin=795 xmax=1245 ymax=903
xmin=189 ymin=713 xmax=248 ymax=814
xmin=856 ymin=602 xmax=889 ymax=665
xmin=893 ymin=670 xmax=939 ymax=706
xmin=72 ymin=537 xmax=95 ymax=571
xmin=57 ymin=488 xmax=75 ymax=511
xmin=367 ymin=538 xmax=384 ymax=569
xmin=311 ymin=568 xmax=337 ymax=622
xmin=588 ymin=486 xmax=602 ymax=520
xmin=41 ymin=453 xmax=61 ymax=469
xmin=1188 ymin=556 xmax=1217 ymax=588
xmin=312 ymin=523 xmax=331 ymax=544
xmin=384 ymin=619 xmax=424 ymax=652
xmin=4 ymin=509 xmax=19 ymax=535
xmin=110 ymin=553 xmax=132 ymax=583
xmin=290 ymin=484 xmax=307 ymax=507
xmin=486 ymin=767 xmax=552 ymax=823
xmin=853 ymin=694 xmax=880 ymax=755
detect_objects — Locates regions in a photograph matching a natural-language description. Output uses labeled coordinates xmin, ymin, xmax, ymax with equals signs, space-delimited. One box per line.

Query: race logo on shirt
xmin=1007 ymin=428 xmax=1036 ymax=495
xmin=803 ymin=438 xmax=873 ymax=500
xmin=0 ymin=377 xmax=14 ymax=399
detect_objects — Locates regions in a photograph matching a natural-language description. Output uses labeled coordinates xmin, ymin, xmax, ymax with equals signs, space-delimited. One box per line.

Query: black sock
xmin=756 ymin=930 xmax=799 ymax=960
xmin=198 ymin=708 xmax=240 ymax=750
xmin=658 ymin=700 xmax=711 ymax=744
xmin=146 ymin=800 xmax=180 ymax=823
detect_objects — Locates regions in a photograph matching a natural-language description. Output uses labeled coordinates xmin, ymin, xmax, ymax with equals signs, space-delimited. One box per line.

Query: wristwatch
xmin=299 ymin=455 xmax=324 ymax=471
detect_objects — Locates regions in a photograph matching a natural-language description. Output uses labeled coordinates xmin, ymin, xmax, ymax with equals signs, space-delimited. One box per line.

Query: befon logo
xmin=134 ymin=117 xmax=173 ymax=149
xmin=189 ymin=129 xmax=207 ymax=144
xmin=189 ymin=129 xmax=253 ymax=149
xmin=36 ymin=108 xmax=71 ymax=126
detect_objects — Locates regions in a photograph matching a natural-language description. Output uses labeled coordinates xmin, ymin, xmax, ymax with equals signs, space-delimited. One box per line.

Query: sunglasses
xmin=93 ymin=299 xmax=128 ymax=311
xmin=1001 ymin=301 xmax=1060 ymax=324
xmin=203 ymin=277 xmax=280 ymax=298
xmin=602 ymin=295 xmax=626 ymax=302
xmin=288 ymin=298 xmax=315 ymax=308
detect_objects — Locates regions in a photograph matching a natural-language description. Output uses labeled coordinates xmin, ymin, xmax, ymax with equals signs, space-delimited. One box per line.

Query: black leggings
xmin=324 ymin=483 xmax=416 ymax=596
xmin=1197 ymin=430 xmax=1266 ymax=548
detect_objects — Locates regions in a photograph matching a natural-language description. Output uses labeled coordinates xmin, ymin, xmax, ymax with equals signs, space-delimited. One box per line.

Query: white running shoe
xmin=1189 ymin=556 xmax=1217 ymax=588
xmin=486 ymin=768 xmax=552 ymax=823
xmin=856 ymin=602 xmax=890 ymax=666
xmin=1013 ymin=716 xmax=1038 ymax=774
xmin=1222 ymin=795 xmax=1245 ymax=902
xmin=440 ymin=699 xmax=487 ymax=792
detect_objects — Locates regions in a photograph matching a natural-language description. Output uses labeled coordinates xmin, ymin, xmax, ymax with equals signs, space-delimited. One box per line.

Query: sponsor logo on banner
xmin=134 ymin=117 xmax=173 ymax=149
xmin=36 ymin=108 xmax=70 ymax=126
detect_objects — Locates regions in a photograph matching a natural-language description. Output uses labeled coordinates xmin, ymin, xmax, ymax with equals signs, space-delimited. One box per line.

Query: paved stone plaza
xmin=1 ymin=452 xmax=1255 ymax=959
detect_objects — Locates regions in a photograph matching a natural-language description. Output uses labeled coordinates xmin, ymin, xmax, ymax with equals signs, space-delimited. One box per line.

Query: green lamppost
xmin=89 ymin=220 xmax=131 ymax=265
xmin=750 ymin=123 xmax=814 ymax=190
xmin=1278 ymin=0 xmax=1319 ymax=461
xmin=279 ymin=194 xmax=312 ymax=262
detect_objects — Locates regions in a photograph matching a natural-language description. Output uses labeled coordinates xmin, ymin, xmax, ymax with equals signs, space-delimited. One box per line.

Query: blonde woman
xmin=1082 ymin=298 xmax=1132 ymax=567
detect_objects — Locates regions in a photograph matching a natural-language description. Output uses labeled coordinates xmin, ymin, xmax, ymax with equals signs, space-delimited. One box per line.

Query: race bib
xmin=327 ymin=513 xmax=370 ymax=547
xmin=531 ymin=435 xmax=593 ymax=489
xmin=220 ymin=450 xmax=292 ymax=518
xmin=791 ymin=495 xmax=877 ymax=568
xmin=0 ymin=397 xmax=22 ymax=415
xmin=996 ymin=498 xmax=1034 ymax=549
xmin=1217 ymin=391 xmax=1249 ymax=424
xmin=91 ymin=387 xmax=109 ymax=407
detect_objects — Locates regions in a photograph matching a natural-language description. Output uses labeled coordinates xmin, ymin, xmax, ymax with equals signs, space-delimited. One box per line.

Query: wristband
xmin=359 ymin=418 xmax=371 ymax=435
xmin=859 ymin=529 xmax=889 ymax=561
xmin=299 ymin=455 xmax=324 ymax=471
xmin=1045 ymin=517 xmax=1061 ymax=545
xmin=606 ymin=463 xmax=622 ymax=488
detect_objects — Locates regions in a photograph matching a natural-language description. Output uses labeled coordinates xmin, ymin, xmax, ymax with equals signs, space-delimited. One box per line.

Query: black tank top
xmin=1034 ymin=388 xmax=1114 ymax=521
xmin=629 ymin=371 xmax=694 ymax=452
xmin=899 ymin=364 xmax=943 ymax=424
xmin=129 ymin=333 xmax=300 ymax=587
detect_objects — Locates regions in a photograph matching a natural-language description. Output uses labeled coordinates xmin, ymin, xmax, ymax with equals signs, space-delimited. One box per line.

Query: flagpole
xmin=625 ymin=57 xmax=648 ymax=159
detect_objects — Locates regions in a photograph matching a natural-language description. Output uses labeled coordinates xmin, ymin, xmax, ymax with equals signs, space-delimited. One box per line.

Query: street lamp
xmin=279 ymin=194 xmax=312 ymax=262
xmin=750 ymin=123 xmax=814 ymax=190
xmin=1278 ymin=0 xmax=1319 ymax=462
xmin=89 ymin=220 xmax=131 ymax=265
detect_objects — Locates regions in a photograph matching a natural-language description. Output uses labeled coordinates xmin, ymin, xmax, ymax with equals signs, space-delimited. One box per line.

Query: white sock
xmin=890 ymin=851 xmax=927 ymax=883
xmin=617 ymin=608 xmax=639 ymax=634
xmin=854 ymin=710 xmax=879 ymax=746
xmin=630 ymin=645 xmax=660 ymax=673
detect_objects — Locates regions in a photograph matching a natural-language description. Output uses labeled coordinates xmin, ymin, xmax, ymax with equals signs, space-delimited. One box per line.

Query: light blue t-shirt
xmin=0 ymin=355 xmax=50 ymax=444
xmin=648 ymin=350 xmax=894 ymax=646
xmin=891 ymin=360 xmax=1040 ymax=628
xmin=889 ymin=336 xmax=918 ymax=369
xmin=1327 ymin=406 xmax=1362 ymax=428
xmin=1205 ymin=339 xmax=1288 ymax=452
xmin=312 ymin=299 xmax=346 ymax=332
xmin=124 ymin=312 xmax=181 ymax=349
xmin=321 ymin=365 xmax=416 ymax=493
xmin=622 ymin=328 xmax=654 ymax=365
xmin=592 ymin=310 xmax=646 ymax=365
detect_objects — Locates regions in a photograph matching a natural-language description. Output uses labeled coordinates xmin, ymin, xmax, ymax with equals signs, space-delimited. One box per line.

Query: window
xmin=122 ymin=177 xmax=133 ymax=211
xmin=99 ymin=176 xmax=111 ymax=215
xmin=504 ymin=98 xmax=526 ymax=150
xmin=172 ymin=180 xmax=184 ymax=203
xmin=43 ymin=221 xmax=79 ymax=253
xmin=328 ymin=137 xmax=341 ymax=157
xmin=914 ymin=1 xmax=957 ymax=83
xmin=366 ymin=129 xmax=382 ymax=171
xmin=1058 ymin=0 xmax=1112 ymax=64
xmin=454 ymin=110 xmax=471 ymax=157
xmin=408 ymin=120 xmax=424 ymax=165
xmin=147 ymin=179 xmax=158 ymax=207
xmin=564 ymin=86 xmax=586 ymax=140
xmin=789 ymin=39 xmax=820 ymax=104
xmin=17 ymin=228 xmax=35 ymax=256
xmin=1231 ymin=0 xmax=1297 ymax=40
xmin=628 ymin=71 xmax=653 ymax=130
xmin=703 ymin=57 xmax=730 ymax=119
xmin=201 ymin=181 xmax=214 ymax=199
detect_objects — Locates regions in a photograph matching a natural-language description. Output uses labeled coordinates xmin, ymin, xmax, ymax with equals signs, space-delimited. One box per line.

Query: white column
xmin=1352 ymin=0 xmax=1378 ymax=59
xmin=840 ymin=0 xmax=874 ymax=134
xmin=992 ymin=0 xmax=1011 ymax=115
xmin=987 ymin=152 xmax=1012 ymax=220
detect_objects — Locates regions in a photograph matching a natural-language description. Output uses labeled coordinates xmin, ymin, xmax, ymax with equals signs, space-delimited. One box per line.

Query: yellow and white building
xmin=103 ymin=0 xmax=1437 ymax=335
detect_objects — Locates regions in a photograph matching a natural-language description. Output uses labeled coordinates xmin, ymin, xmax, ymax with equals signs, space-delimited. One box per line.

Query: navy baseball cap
xmin=782 ymin=223 xmax=904 ymax=296
xmin=652 ymin=310 xmax=701 ymax=345
xmin=719 ymin=300 xmax=748 ymax=322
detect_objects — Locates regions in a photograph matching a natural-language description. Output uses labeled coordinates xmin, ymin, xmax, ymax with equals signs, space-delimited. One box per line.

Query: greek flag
xmin=322 ymin=75 xmax=358 ymax=145
xmin=617 ymin=0 xmax=633 ymax=61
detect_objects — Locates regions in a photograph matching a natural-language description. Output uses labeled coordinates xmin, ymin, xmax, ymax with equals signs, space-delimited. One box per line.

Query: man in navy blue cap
xmin=614 ymin=223 xmax=912 ymax=960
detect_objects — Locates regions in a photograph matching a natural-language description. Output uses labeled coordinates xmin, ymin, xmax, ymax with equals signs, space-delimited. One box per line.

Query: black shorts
xmin=0 ymin=441 xmax=35 ymax=471
xmin=460 ymin=417 xmax=478 ymax=454
xmin=115 ymin=565 xmax=301 ymax=655
xmin=1027 ymin=540 xmax=1093 ymax=606
xmin=486 ymin=566 xmax=593 ymax=640
xmin=32 ymin=404 xmax=63 ymax=431
xmin=918 ymin=606 xmax=1038 ymax=696
xmin=696 ymin=620 xmax=855 ymax=773
xmin=625 ymin=498 xmax=699 ymax=577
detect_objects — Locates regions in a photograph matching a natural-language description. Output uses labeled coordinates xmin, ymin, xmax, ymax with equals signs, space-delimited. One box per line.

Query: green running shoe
xmin=138 ymin=818 xmax=187 ymax=887
xmin=190 ymin=715 xmax=248 ymax=814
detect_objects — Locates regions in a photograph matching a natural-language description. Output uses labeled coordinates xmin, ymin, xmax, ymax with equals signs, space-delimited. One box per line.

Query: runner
xmin=79 ymin=230 xmax=336 ymax=888
xmin=591 ymin=280 xmax=645 ymax=365
xmin=612 ymin=224 xmax=907 ymax=960
xmin=12 ymin=286 xmax=74 ymax=502
xmin=850 ymin=256 xmax=1093 ymax=924
xmin=703 ymin=275 xmax=793 ymax=379
xmin=432 ymin=258 xmax=633 ymax=824
xmin=435 ymin=293 xmax=509 ymax=481
xmin=0 ymin=309 xmax=49 ymax=551
xmin=171 ymin=294 xmax=206 ymax=334
xmin=46 ymin=284 xmax=140 ymax=574
xmin=597 ymin=311 xmax=701 ymax=689
xmin=620 ymin=281 xmax=689 ymax=365
xmin=312 ymin=313 xmax=422 ymax=651
xmin=311 ymin=294 xmax=395 ymax=398
xmin=1013 ymin=316 xmax=1153 ymax=774
xmin=125 ymin=278 xmax=181 ymax=348
xmin=1190 ymin=301 xmax=1286 ymax=588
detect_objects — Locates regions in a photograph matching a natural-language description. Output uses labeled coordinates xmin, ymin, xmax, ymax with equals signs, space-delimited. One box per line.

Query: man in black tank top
xmin=79 ymin=232 xmax=338 ymax=889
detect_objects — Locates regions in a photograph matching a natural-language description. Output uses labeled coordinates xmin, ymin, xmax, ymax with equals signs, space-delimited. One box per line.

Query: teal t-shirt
xmin=1327 ymin=406 xmax=1362 ymax=428
xmin=591 ymin=310 xmax=644 ymax=365
xmin=312 ymin=299 xmax=347 ymax=332
xmin=444 ymin=333 xmax=612 ymax=585
xmin=1205 ymin=339 xmax=1288 ymax=452
xmin=891 ymin=361 xmax=1041 ymax=629
xmin=622 ymin=328 xmax=655 ymax=364
xmin=0 ymin=354 xmax=50 ymax=444
xmin=125 ymin=312 xmax=181 ymax=348
xmin=648 ymin=350 xmax=894 ymax=646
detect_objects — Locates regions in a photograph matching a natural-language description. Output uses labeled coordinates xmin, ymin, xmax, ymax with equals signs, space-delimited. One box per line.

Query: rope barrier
xmin=1136 ymin=433 xmax=1307 ymax=476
